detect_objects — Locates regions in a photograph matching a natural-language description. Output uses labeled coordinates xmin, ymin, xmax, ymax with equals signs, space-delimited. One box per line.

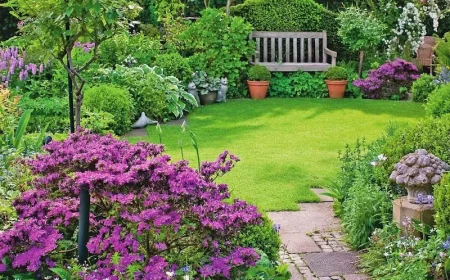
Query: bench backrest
xmin=250 ymin=31 xmax=328 ymax=64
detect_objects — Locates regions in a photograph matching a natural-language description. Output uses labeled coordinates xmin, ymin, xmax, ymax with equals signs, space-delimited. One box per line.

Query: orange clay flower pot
xmin=325 ymin=80 xmax=348 ymax=99
xmin=247 ymin=81 xmax=270 ymax=99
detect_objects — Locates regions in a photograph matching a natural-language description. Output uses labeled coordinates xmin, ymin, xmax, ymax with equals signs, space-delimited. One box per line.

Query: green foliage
xmin=337 ymin=61 xmax=365 ymax=98
xmin=98 ymin=33 xmax=161 ymax=67
xmin=231 ymin=0 xmax=346 ymax=59
xmin=434 ymin=174 xmax=450 ymax=234
xmin=435 ymin=32 xmax=450 ymax=67
xmin=426 ymin=84 xmax=450 ymax=118
xmin=83 ymin=85 xmax=134 ymax=136
xmin=337 ymin=7 xmax=386 ymax=52
xmin=154 ymin=52 xmax=193 ymax=83
xmin=182 ymin=9 xmax=254 ymax=98
xmin=232 ymin=215 xmax=281 ymax=262
xmin=248 ymin=65 xmax=271 ymax=82
xmin=81 ymin=109 xmax=115 ymax=135
xmin=244 ymin=251 xmax=291 ymax=280
xmin=18 ymin=96 xmax=69 ymax=133
xmin=191 ymin=71 xmax=220 ymax=95
xmin=324 ymin=66 xmax=348 ymax=80
xmin=342 ymin=178 xmax=391 ymax=249
xmin=96 ymin=65 xmax=197 ymax=121
xmin=139 ymin=24 xmax=160 ymax=38
xmin=411 ymin=74 xmax=437 ymax=103
xmin=269 ymin=72 xmax=328 ymax=98
xmin=361 ymin=223 xmax=448 ymax=279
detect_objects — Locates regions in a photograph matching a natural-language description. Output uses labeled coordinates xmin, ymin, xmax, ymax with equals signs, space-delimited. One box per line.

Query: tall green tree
xmin=2 ymin=0 xmax=141 ymax=126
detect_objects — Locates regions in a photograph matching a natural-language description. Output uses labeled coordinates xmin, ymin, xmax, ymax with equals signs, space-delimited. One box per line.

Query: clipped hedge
xmin=435 ymin=173 xmax=450 ymax=235
xmin=230 ymin=0 xmax=348 ymax=59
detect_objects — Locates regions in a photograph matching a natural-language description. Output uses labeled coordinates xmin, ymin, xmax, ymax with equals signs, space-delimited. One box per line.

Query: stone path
xmin=268 ymin=188 xmax=369 ymax=280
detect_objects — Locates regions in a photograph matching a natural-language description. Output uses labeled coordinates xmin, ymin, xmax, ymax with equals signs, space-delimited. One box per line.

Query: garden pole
xmin=65 ymin=9 xmax=89 ymax=264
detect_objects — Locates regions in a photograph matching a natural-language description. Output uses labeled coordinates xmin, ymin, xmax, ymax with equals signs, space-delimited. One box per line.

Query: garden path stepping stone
xmin=124 ymin=128 xmax=148 ymax=137
xmin=311 ymin=188 xmax=334 ymax=202
xmin=268 ymin=202 xmax=340 ymax=253
xmin=302 ymin=252 xmax=359 ymax=277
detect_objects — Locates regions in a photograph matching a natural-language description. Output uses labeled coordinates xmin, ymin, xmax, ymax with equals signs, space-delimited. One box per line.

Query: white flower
xmin=371 ymin=161 xmax=378 ymax=166
xmin=166 ymin=272 xmax=175 ymax=278
xmin=378 ymin=154 xmax=387 ymax=161
xmin=184 ymin=276 xmax=190 ymax=280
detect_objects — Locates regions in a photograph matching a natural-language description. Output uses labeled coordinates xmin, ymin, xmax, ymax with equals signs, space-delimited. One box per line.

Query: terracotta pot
xmin=325 ymin=80 xmax=347 ymax=99
xmin=199 ymin=91 xmax=218 ymax=105
xmin=247 ymin=80 xmax=270 ymax=99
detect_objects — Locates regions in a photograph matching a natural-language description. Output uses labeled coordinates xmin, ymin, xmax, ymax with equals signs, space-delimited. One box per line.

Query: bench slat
xmin=308 ymin=38 xmax=312 ymax=62
xmin=255 ymin=38 xmax=260 ymax=63
xmin=251 ymin=31 xmax=325 ymax=38
xmin=263 ymin=37 xmax=268 ymax=62
xmin=271 ymin=38 xmax=275 ymax=62
xmin=315 ymin=38 xmax=320 ymax=62
xmin=285 ymin=38 xmax=290 ymax=63
xmin=293 ymin=38 xmax=297 ymax=63
xmin=323 ymin=31 xmax=327 ymax=63
xmin=300 ymin=38 xmax=304 ymax=63
xmin=278 ymin=38 xmax=282 ymax=63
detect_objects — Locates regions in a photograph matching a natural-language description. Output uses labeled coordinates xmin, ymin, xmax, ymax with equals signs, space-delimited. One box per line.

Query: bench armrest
xmin=324 ymin=48 xmax=337 ymax=66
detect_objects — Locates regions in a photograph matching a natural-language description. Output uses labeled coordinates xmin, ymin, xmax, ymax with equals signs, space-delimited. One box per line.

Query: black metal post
xmin=65 ymin=8 xmax=89 ymax=264
xmin=78 ymin=187 xmax=90 ymax=263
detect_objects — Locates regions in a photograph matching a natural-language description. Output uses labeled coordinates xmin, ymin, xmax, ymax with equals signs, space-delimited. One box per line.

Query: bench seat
xmin=256 ymin=62 xmax=332 ymax=72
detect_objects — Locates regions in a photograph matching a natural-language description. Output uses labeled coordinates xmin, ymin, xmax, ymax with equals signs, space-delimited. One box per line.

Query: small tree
xmin=337 ymin=7 xmax=387 ymax=77
xmin=2 ymin=0 xmax=141 ymax=126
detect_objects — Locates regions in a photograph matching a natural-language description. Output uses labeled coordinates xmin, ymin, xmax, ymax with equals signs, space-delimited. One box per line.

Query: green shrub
xmin=83 ymin=85 xmax=134 ymax=136
xmin=342 ymin=177 xmax=391 ymax=249
xmin=435 ymin=32 xmax=450 ymax=67
xmin=325 ymin=66 xmax=348 ymax=80
xmin=18 ymin=96 xmax=69 ymax=133
xmin=99 ymin=33 xmax=161 ymax=67
xmin=81 ymin=109 xmax=116 ymax=135
xmin=232 ymin=215 xmax=281 ymax=262
xmin=426 ymin=84 xmax=450 ymax=118
xmin=182 ymin=9 xmax=255 ymax=98
xmin=269 ymin=72 xmax=328 ymax=98
xmin=154 ymin=52 xmax=193 ymax=83
xmin=411 ymin=74 xmax=437 ymax=103
xmin=248 ymin=65 xmax=271 ymax=81
xmin=96 ymin=65 xmax=197 ymax=121
xmin=231 ymin=0 xmax=347 ymax=59
xmin=139 ymin=24 xmax=160 ymax=38
xmin=434 ymin=174 xmax=450 ymax=234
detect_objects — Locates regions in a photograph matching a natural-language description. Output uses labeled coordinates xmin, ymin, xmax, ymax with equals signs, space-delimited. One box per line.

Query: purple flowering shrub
xmin=353 ymin=58 xmax=419 ymax=100
xmin=0 ymin=130 xmax=262 ymax=279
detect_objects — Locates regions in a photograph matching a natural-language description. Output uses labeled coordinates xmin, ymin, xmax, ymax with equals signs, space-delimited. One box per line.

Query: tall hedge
xmin=230 ymin=0 xmax=349 ymax=59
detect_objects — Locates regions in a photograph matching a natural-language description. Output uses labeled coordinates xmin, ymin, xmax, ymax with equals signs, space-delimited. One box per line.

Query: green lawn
xmin=126 ymin=98 xmax=425 ymax=211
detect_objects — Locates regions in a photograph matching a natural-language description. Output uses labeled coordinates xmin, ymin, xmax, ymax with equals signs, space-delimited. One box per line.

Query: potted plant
xmin=192 ymin=71 xmax=220 ymax=105
xmin=247 ymin=65 xmax=271 ymax=99
xmin=325 ymin=66 xmax=348 ymax=99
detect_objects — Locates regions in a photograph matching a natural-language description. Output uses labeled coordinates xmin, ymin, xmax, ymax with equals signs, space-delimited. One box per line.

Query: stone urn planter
xmin=390 ymin=149 xmax=450 ymax=203
xmin=199 ymin=91 xmax=218 ymax=105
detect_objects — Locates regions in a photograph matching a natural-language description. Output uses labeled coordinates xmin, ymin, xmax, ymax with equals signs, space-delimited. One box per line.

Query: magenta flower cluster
xmin=1 ymin=130 xmax=262 ymax=278
xmin=353 ymin=58 xmax=419 ymax=99
xmin=0 ymin=47 xmax=44 ymax=87
xmin=74 ymin=42 xmax=96 ymax=53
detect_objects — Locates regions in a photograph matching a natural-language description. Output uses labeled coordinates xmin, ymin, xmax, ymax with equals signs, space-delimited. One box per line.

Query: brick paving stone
xmin=320 ymin=245 xmax=332 ymax=249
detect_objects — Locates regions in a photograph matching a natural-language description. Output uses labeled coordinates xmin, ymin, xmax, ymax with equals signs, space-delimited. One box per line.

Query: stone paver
xmin=302 ymin=252 xmax=359 ymax=277
xmin=271 ymin=198 xmax=370 ymax=280
xmin=124 ymin=128 xmax=148 ymax=137
xmin=311 ymin=188 xmax=334 ymax=202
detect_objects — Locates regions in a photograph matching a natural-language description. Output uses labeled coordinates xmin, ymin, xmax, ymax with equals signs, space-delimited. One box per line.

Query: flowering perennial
xmin=353 ymin=58 xmax=419 ymax=99
xmin=0 ymin=130 xmax=262 ymax=278
xmin=0 ymin=47 xmax=44 ymax=87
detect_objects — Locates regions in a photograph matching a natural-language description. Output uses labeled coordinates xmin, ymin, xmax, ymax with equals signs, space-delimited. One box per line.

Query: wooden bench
xmin=250 ymin=31 xmax=337 ymax=72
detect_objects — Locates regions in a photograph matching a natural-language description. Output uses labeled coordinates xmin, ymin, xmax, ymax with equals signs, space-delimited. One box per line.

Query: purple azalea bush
xmin=0 ymin=130 xmax=262 ymax=279
xmin=0 ymin=47 xmax=44 ymax=87
xmin=353 ymin=58 xmax=420 ymax=100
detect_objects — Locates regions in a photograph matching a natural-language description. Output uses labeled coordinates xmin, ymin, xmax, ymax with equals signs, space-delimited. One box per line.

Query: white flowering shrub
xmin=385 ymin=3 xmax=426 ymax=58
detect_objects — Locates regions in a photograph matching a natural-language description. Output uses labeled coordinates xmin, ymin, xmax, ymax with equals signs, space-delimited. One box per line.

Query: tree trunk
xmin=358 ymin=50 xmax=364 ymax=78
xmin=226 ymin=0 xmax=231 ymax=16
xmin=75 ymin=90 xmax=82 ymax=128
